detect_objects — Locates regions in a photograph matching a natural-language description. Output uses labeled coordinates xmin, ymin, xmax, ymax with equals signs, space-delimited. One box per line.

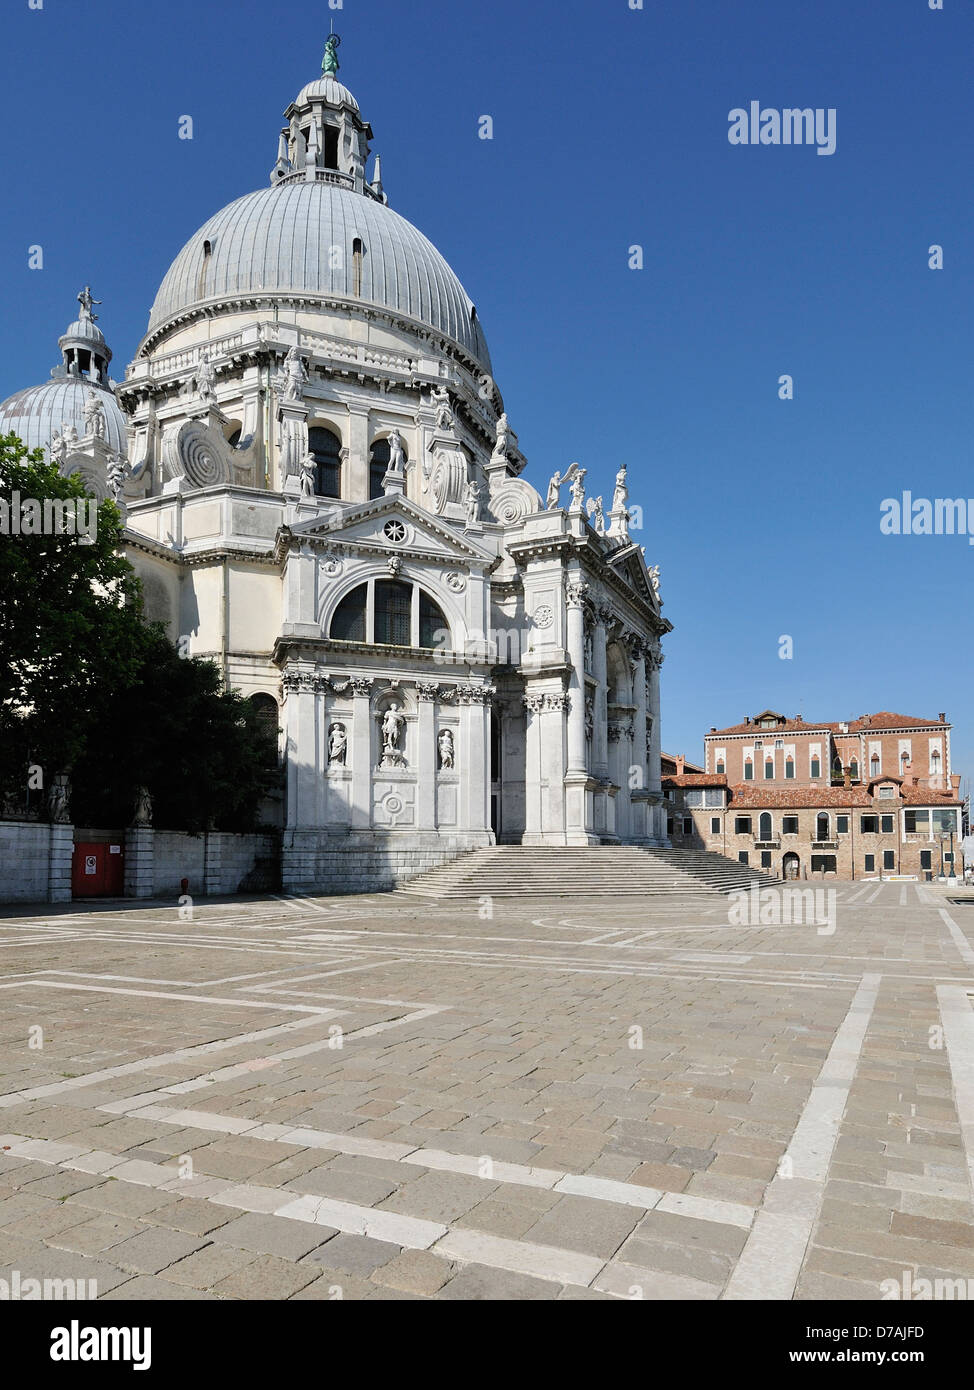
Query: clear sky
xmin=1 ymin=0 xmax=970 ymax=790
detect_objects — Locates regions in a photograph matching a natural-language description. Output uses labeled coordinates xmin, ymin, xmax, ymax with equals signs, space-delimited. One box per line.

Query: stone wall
xmin=282 ymin=829 xmax=489 ymax=894
xmin=0 ymin=822 xmax=72 ymax=904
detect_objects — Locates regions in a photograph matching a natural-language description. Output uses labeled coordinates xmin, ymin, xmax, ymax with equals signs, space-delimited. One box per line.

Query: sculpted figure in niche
xmin=327 ymin=723 xmax=347 ymax=765
xmin=380 ymin=704 xmax=405 ymax=766
xmin=437 ymin=729 xmax=455 ymax=770
xmin=300 ymin=452 xmax=316 ymax=498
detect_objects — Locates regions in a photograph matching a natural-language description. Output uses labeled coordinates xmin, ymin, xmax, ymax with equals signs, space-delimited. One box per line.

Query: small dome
xmin=0 ymin=377 xmax=127 ymax=457
xmin=293 ymin=76 xmax=360 ymax=111
xmin=146 ymin=180 xmax=491 ymax=369
xmin=60 ymin=317 xmax=107 ymax=347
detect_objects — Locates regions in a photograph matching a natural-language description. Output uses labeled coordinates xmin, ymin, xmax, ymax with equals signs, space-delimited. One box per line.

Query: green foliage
xmin=0 ymin=434 xmax=279 ymax=829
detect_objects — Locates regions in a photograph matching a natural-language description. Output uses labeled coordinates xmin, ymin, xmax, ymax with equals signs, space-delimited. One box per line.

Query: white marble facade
xmin=0 ymin=45 xmax=671 ymax=890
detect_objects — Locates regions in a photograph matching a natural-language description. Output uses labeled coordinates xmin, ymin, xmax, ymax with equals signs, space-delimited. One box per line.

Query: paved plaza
xmin=0 ymin=881 xmax=973 ymax=1301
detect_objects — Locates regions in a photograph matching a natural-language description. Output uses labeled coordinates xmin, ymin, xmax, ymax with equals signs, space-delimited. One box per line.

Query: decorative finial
xmin=322 ymin=33 xmax=341 ymax=77
xmin=77 ymin=286 xmax=101 ymax=323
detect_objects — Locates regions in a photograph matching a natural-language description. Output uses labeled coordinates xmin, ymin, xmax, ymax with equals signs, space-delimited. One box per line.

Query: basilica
xmin=0 ymin=41 xmax=671 ymax=892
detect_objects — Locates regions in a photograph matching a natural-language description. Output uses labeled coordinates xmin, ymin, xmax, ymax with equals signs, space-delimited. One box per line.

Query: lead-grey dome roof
xmin=0 ymin=377 xmax=127 ymax=456
xmin=146 ymin=180 xmax=491 ymax=369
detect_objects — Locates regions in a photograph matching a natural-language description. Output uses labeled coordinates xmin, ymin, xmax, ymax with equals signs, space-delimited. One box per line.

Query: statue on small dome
xmin=322 ymin=33 xmax=341 ymax=77
xmin=77 ymin=286 xmax=101 ymax=323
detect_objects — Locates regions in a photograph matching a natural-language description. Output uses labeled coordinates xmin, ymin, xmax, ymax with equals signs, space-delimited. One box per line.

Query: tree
xmin=0 ymin=434 xmax=145 ymax=808
xmin=0 ymin=434 xmax=279 ymax=829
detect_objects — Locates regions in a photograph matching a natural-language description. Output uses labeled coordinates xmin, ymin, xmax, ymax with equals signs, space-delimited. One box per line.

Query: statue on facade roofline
xmin=492 ymin=412 xmax=511 ymax=462
xmin=612 ymin=464 xmax=629 ymax=515
xmin=587 ymin=495 xmax=605 ymax=533
xmin=280 ymin=345 xmax=309 ymax=402
xmin=78 ymin=286 xmax=101 ymax=322
xmin=569 ymin=468 xmax=587 ymax=512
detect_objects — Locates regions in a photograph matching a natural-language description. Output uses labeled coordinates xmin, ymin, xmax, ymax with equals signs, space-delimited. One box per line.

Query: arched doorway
xmin=782 ymin=852 xmax=800 ymax=880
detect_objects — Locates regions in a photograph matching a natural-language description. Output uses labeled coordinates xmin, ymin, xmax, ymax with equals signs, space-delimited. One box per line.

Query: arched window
xmin=785 ymin=756 xmax=795 ymax=780
xmin=810 ymin=756 xmax=821 ymax=778
xmin=375 ymin=580 xmax=411 ymax=646
xmin=759 ymin=812 xmax=772 ymax=841
xmin=419 ymin=590 xmax=448 ymax=649
xmin=248 ymin=693 xmax=279 ymax=768
xmin=764 ymin=758 xmax=774 ymax=780
xmin=352 ymin=238 xmax=364 ymax=297
xmin=816 ymin=812 xmax=830 ymax=841
xmin=369 ymin=436 xmax=407 ymax=500
xmin=849 ymin=758 xmax=859 ymax=781
xmin=901 ymin=751 xmax=910 ymax=770
xmin=715 ymin=758 xmax=725 ymax=774
xmin=870 ymin=754 xmax=880 ymax=778
xmin=744 ymin=758 xmax=754 ymax=781
xmin=308 ymin=426 xmax=342 ymax=499
xmin=330 ymin=584 xmax=367 ymax=642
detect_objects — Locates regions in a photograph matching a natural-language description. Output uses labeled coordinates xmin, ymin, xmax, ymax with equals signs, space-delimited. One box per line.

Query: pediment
xmin=286 ymin=495 xmax=494 ymax=567
xmin=605 ymin=541 xmax=661 ymax=616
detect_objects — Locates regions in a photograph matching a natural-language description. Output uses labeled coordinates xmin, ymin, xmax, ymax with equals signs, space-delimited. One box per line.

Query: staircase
xmin=398 ymin=845 xmax=783 ymax=900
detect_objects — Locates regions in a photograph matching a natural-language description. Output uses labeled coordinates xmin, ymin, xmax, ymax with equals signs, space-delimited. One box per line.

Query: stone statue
xmin=281 ymin=346 xmax=309 ymax=402
xmin=50 ymin=428 xmax=66 ymax=465
xmin=649 ymin=564 xmax=661 ymax=598
xmin=492 ymin=412 xmax=511 ymax=462
xmin=387 ymin=429 xmax=405 ymax=473
xmin=83 ymin=389 xmax=105 ymax=439
xmin=300 ymin=452 xmax=316 ymax=498
xmin=47 ymin=776 xmax=70 ymax=825
xmin=569 ymin=468 xmax=587 ymax=512
xmin=437 ymin=729 xmax=455 ymax=770
xmin=612 ymin=465 xmax=629 ymax=515
xmin=327 ymin=723 xmax=347 ymax=765
xmin=78 ymin=286 xmax=101 ymax=321
xmin=195 ymin=351 xmax=216 ymax=403
xmin=380 ymin=704 xmax=405 ymax=767
xmin=322 ymin=33 xmax=340 ymax=76
xmin=62 ymin=422 xmax=79 ymax=451
xmin=132 ymin=786 xmax=153 ymax=827
xmin=465 ymin=476 xmax=487 ymax=526
xmin=430 ymin=386 xmax=454 ymax=430
xmin=545 ymin=471 xmax=562 ymax=510
xmin=587 ymin=495 xmax=605 ymax=533
xmin=106 ymin=454 xmax=128 ymax=502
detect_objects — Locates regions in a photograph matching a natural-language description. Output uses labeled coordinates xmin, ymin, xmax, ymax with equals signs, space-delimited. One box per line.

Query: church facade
xmin=0 ymin=42 xmax=671 ymax=892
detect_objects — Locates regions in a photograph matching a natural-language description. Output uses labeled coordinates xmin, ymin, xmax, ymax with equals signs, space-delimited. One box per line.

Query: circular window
xmin=383 ymin=519 xmax=406 ymax=544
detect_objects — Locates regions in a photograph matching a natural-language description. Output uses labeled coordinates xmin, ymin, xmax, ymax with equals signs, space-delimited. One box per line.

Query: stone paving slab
xmin=0 ymin=883 xmax=971 ymax=1299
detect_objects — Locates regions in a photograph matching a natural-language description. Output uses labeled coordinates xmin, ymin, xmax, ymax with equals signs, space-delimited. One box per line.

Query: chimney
xmin=843 ymin=769 xmax=851 ymax=789
xmin=675 ymin=755 xmax=685 ymax=775
xmin=951 ymin=773 xmax=961 ymax=792
xmin=939 ymin=712 xmax=946 ymax=723
xmin=710 ymin=727 xmax=717 ymax=734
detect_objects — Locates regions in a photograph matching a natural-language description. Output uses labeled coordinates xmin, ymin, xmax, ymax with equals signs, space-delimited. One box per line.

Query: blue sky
xmin=1 ymin=0 xmax=970 ymax=789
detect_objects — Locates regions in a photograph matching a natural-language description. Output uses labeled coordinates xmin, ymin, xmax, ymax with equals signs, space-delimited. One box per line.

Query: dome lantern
xmin=272 ymin=36 xmax=377 ymax=199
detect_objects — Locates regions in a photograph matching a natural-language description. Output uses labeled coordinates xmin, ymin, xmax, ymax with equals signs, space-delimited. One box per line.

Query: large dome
xmin=0 ymin=377 xmax=128 ymax=457
xmin=146 ymin=180 xmax=492 ymax=370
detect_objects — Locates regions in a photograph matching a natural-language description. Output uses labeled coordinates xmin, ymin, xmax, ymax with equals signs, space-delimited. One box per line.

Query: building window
xmin=323 ymin=124 xmax=339 ymax=170
xmin=883 ymin=850 xmax=896 ymax=870
xmin=849 ymin=759 xmax=859 ymax=780
xmin=330 ymin=584 xmax=367 ymax=643
xmin=877 ymin=785 xmax=895 ymax=799
xmin=880 ymin=814 xmax=894 ymax=834
xmin=758 ymin=812 xmax=772 ymax=840
xmin=352 ymin=238 xmax=364 ymax=296
xmin=861 ymin=815 xmax=879 ymax=834
xmin=308 ymin=426 xmax=342 ymax=498
xmin=836 ymin=815 xmax=849 ymax=834
xmin=667 ymin=818 xmax=674 ymax=835
xmin=738 ymin=851 xmax=749 ymax=865
xmin=368 ymin=435 xmax=407 ymax=500
xmin=864 ymin=853 xmax=875 ymax=873
xmin=905 ymin=810 xmax=929 ymax=834
xmin=764 ymin=759 xmax=774 ymax=780
xmin=870 ymin=754 xmax=880 ymax=777
xmin=811 ymin=854 xmax=837 ymax=874
xmin=374 ymin=580 xmax=412 ymax=646
xmin=810 ymin=757 xmax=821 ymax=779
xmin=419 ymin=591 xmax=447 ymax=649
xmin=744 ymin=759 xmax=753 ymax=781
xmin=933 ymin=809 xmax=957 ymax=834
xmin=782 ymin=816 xmax=799 ymax=835
xmin=761 ymin=851 xmax=771 ymax=868
xmin=715 ymin=759 xmax=725 ymax=774
xmin=247 ymin=693 xmax=280 ymax=768
xmin=816 ymin=812 xmax=830 ymax=841
xmin=710 ymin=816 xmax=720 ymax=835
xmin=734 ymin=816 xmax=751 ymax=835
xmin=785 ymin=757 xmax=795 ymax=780
xmin=832 ymin=757 xmax=842 ymax=780
xmin=683 ymin=817 xmax=692 ymax=836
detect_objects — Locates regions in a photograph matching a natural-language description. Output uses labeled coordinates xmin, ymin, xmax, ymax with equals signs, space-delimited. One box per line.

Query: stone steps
xmin=398 ymin=845 xmax=782 ymax=899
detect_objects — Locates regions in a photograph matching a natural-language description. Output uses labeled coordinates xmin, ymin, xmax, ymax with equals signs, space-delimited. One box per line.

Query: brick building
xmin=666 ymin=710 xmax=963 ymax=881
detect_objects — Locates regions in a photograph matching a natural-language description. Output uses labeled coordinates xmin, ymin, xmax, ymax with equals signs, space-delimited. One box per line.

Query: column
xmin=460 ymin=685 xmax=491 ymax=834
xmin=565 ymin=581 xmax=588 ymax=774
xmin=592 ymin=616 xmax=609 ymax=778
xmin=350 ymin=677 xmax=374 ymax=828
xmin=416 ymin=682 xmax=438 ymax=830
xmin=629 ymin=645 xmax=649 ymax=841
xmin=523 ymin=692 xmax=544 ymax=842
xmin=648 ymin=648 xmax=663 ymax=794
xmin=542 ymin=693 xmax=568 ymax=841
